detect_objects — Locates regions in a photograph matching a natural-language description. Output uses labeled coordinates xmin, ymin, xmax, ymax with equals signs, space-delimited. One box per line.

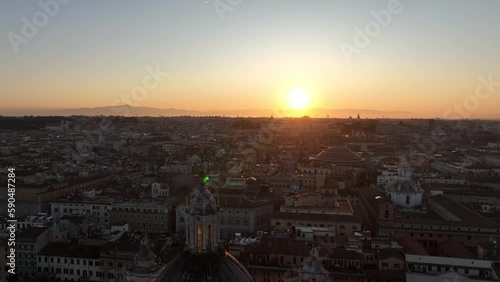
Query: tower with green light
xmin=183 ymin=170 xmax=220 ymax=254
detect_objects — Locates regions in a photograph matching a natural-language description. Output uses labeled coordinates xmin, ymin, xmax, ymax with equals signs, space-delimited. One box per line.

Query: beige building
xmin=0 ymin=174 xmax=110 ymax=217
xmin=17 ymin=227 xmax=52 ymax=279
xmin=100 ymin=241 xmax=140 ymax=281
xmin=110 ymin=201 xmax=173 ymax=234
xmin=271 ymin=212 xmax=362 ymax=237
xmin=177 ymin=196 xmax=273 ymax=236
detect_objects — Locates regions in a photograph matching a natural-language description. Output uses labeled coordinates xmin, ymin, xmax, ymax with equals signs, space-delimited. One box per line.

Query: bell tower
xmin=184 ymin=171 xmax=220 ymax=254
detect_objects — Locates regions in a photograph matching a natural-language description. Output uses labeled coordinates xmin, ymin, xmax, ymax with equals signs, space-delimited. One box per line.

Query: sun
xmin=287 ymin=88 xmax=310 ymax=109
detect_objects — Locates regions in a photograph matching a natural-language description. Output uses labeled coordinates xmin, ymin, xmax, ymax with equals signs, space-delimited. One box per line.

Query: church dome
xmin=155 ymin=172 xmax=253 ymax=281
xmin=386 ymin=178 xmax=422 ymax=193
xmin=155 ymin=250 xmax=253 ymax=282
xmin=315 ymin=145 xmax=364 ymax=164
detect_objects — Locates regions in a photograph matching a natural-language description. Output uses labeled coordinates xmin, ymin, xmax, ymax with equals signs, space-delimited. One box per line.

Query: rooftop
xmin=397 ymin=237 xmax=429 ymax=256
xmin=39 ymin=242 xmax=102 ymax=259
xmin=315 ymin=145 xmax=365 ymax=163
xmin=429 ymin=194 xmax=497 ymax=225
xmin=271 ymin=211 xmax=363 ymax=223
xmin=438 ymin=240 xmax=475 ymax=259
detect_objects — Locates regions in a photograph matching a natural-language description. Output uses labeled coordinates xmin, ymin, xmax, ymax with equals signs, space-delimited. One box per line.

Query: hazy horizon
xmin=1 ymin=104 xmax=500 ymax=120
xmin=2 ymin=0 xmax=500 ymax=118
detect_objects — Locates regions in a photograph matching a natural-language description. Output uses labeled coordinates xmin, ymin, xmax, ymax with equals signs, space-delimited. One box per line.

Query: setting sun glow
xmin=287 ymin=88 xmax=310 ymax=109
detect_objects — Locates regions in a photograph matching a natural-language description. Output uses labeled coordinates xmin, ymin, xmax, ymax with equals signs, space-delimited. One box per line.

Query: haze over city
xmin=1 ymin=0 xmax=500 ymax=118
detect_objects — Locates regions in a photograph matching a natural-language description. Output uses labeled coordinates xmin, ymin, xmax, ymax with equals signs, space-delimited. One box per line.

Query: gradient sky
xmin=1 ymin=0 xmax=499 ymax=118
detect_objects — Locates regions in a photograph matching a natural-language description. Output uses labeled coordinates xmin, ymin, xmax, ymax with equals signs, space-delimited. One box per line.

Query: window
xmin=197 ymin=226 xmax=203 ymax=253
xmin=406 ymin=195 xmax=411 ymax=205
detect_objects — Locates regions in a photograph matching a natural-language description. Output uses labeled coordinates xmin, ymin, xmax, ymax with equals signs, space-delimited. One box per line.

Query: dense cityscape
xmin=1 ymin=115 xmax=500 ymax=281
xmin=2 ymin=1 xmax=500 ymax=281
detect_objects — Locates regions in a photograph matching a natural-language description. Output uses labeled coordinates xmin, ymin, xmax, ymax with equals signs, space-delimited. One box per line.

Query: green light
xmin=203 ymin=176 xmax=210 ymax=183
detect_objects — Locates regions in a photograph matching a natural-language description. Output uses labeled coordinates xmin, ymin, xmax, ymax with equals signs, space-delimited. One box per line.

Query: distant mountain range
xmin=1 ymin=105 xmax=412 ymax=118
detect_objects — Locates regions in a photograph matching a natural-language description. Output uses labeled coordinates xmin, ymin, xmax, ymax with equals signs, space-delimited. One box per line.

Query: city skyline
xmin=1 ymin=0 xmax=500 ymax=118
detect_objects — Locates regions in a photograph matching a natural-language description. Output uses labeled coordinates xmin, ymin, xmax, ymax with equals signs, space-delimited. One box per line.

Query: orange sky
xmin=2 ymin=1 xmax=500 ymax=118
